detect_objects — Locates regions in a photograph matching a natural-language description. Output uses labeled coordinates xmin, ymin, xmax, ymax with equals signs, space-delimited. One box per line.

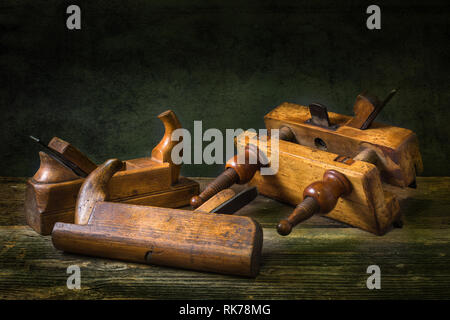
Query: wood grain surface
xmin=0 ymin=177 xmax=449 ymax=299
xmin=236 ymin=131 xmax=400 ymax=235
xmin=265 ymin=103 xmax=423 ymax=187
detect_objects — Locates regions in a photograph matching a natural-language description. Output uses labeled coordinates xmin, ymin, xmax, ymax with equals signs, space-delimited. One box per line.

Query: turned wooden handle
xmin=75 ymin=159 xmax=124 ymax=225
xmin=277 ymin=170 xmax=352 ymax=236
xmin=190 ymin=127 xmax=295 ymax=209
xmin=190 ymin=146 xmax=261 ymax=208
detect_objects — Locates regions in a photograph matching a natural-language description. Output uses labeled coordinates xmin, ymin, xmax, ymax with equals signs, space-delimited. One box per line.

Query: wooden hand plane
xmin=52 ymin=159 xmax=263 ymax=277
xmin=191 ymin=90 xmax=423 ymax=236
xmin=25 ymin=110 xmax=199 ymax=235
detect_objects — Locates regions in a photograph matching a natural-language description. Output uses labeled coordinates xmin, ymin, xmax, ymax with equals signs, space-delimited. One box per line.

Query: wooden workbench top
xmin=1 ymin=177 xmax=449 ymax=299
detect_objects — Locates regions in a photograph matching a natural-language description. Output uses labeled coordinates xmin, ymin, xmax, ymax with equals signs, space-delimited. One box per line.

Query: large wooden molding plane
xmin=191 ymin=90 xmax=423 ymax=236
xmin=52 ymin=159 xmax=263 ymax=277
xmin=25 ymin=110 xmax=199 ymax=235
xmin=264 ymin=91 xmax=422 ymax=188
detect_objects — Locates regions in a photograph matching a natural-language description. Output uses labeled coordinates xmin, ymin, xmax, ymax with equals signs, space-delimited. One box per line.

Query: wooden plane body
xmin=237 ymin=131 xmax=401 ymax=235
xmin=52 ymin=159 xmax=263 ymax=277
xmin=25 ymin=110 xmax=199 ymax=235
xmin=265 ymin=103 xmax=423 ymax=188
xmin=191 ymin=93 xmax=423 ymax=236
xmin=52 ymin=201 xmax=262 ymax=277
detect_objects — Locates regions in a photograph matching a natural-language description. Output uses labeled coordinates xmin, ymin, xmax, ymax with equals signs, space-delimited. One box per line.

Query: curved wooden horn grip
xmin=190 ymin=146 xmax=261 ymax=208
xmin=151 ymin=110 xmax=182 ymax=184
xmin=277 ymin=170 xmax=352 ymax=236
xmin=75 ymin=159 xmax=124 ymax=225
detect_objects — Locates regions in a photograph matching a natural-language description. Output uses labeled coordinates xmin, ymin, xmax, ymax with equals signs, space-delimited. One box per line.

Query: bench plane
xmin=191 ymin=90 xmax=423 ymax=236
xmin=25 ymin=110 xmax=199 ymax=235
xmin=52 ymin=159 xmax=262 ymax=277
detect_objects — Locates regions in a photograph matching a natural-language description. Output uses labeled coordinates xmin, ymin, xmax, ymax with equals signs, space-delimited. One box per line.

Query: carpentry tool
xmin=52 ymin=159 xmax=263 ymax=277
xmin=267 ymin=89 xmax=422 ymax=188
xmin=25 ymin=110 xmax=199 ymax=235
xmin=191 ymin=89 xmax=422 ymax=235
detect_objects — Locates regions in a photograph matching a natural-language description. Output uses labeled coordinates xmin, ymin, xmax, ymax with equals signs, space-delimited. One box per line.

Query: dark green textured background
xmin=1 ymin=0 xmax=449 ymax=178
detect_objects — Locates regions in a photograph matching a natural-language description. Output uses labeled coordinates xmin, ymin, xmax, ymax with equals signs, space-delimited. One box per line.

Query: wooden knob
xmin=277 ymin=170 xmax=352 ymax=236
xmin=190 ymin=195 xmax=206 ymax=209
xmin=190 ymin=146 xmax=261 ymax=208
xmin=303 ymin=170 xmax=352 ymax=213
xmin=225 ymin=150 xmax=260 ymax=184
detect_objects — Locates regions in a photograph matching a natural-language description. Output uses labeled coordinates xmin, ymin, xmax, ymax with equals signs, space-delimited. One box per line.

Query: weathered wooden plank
xmin=0 ymin=177 xmax=449 ymax=299
xmin=0 ymin=177 xmax=27 ymax=226
xmin=1 ymin=224 xmax=450 ymax=299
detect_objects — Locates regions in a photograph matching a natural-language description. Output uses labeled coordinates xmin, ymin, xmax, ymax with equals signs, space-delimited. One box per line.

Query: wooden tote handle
xmin=151 ymin=110 xmax=182 ymax=184
xmin=277 ymin=170 xmax=352 ymax=236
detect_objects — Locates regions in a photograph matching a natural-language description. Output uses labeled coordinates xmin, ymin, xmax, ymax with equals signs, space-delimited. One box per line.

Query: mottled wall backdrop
xmin=1 ymin=0 xmax=449 ymax=177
